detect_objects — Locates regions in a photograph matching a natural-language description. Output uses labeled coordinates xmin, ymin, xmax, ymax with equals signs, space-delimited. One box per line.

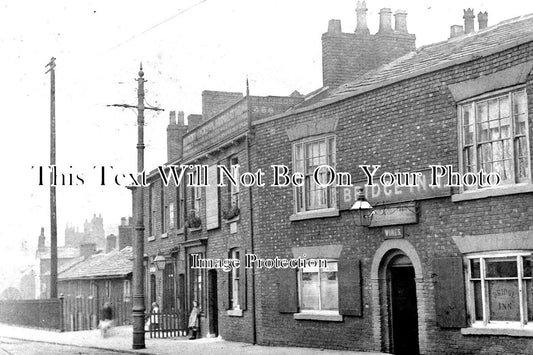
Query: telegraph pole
xmin=45 ymin=57 xmax=58 ymax=299
xmin=108 ymin=64 xmax=163 ymax=349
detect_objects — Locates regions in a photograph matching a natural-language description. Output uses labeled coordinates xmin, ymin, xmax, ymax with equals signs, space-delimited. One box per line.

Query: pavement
xmin=0 ymin=323 xmax=389 ymax=355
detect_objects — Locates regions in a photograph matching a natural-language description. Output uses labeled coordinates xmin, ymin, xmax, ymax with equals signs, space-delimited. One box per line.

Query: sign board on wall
xmin=370 ymin=202 xmax=418 ymax=227
xmin=339 ymin=169 xmax=451 ymax=210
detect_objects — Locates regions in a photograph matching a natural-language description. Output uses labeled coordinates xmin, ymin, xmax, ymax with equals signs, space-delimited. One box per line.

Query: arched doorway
xmin=371 ymin=240 xmax=424 ymax=355
xmin=388 ymin=253 xmax=419 ymax=355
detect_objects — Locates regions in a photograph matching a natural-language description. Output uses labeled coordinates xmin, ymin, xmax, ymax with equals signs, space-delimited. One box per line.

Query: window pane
xmin=488 ymin=99 xmax=499 ymax=120
xmin=499 ymin=97 xmax=510 ymax=118
xmin=473 ymin=280 xmax=483 ymax=321
xmin=488 ymin=280 xmax=520 ymax=321
xmin=301 ymin=272 xmax=319 ymax=310
xmin=524 ymin=257 xmax=532 ymax=278
xmin=527 ymin=280 xmax=533 ymax=322
xmin=471 ymin=259 xmax=481 ymax=279
xmin=477 ymin=102 xmax=488 ymax=122
xmin=320 ymin=277 xmax=338 ymax=310
xmin=485 ymin=258 xmax=517 ymax=278
xmin=513 ymin=91 xmax=527 ymax=115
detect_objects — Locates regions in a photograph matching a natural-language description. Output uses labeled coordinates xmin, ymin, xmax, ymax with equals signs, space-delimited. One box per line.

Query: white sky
xmin=1 ymin=0 xmax=532 ymax=292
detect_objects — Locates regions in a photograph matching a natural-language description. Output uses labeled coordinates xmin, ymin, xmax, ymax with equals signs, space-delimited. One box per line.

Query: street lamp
xmin=351 ymin=186 xmax=374 ymax=227
xmin=154 ymin=254 xmax=167 ymax=271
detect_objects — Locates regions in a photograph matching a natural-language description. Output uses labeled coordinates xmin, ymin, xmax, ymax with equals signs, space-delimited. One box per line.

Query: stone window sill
xmin=293 ymin=312 xmax=343 ymax=322
xmin=461 ymin=327 xmax=533 ymax=337
xmin=227 ymin=308 xmax=243 ymax=317
xmin=188 ymin=226 xmax=202 ymax=232
xmin=452 ymin=184 xmax=533 ymax=202
xmin=224 ymin=216 xmax=240 ymax=224
xmin=176 ymin=227 xmax=184 ymax=235
xmin=289 ymin=208 xmax=339 ymax=222
xmin=147 ymin=236 xmax=155 ymax=242
xmin=161 ymin=233 xmax=168 ymax=239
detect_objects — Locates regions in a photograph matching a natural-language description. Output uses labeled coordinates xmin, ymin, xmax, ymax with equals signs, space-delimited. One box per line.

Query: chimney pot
xmin=379 ymin=8 xmax=393 ymax=33
xmin=327 ymin=19 xmax=342 ymax=33
xmin=450 ymin=25 xmax=464 ymax=38
xmin=169 ymin=111 xmax=176 ymax=124
xmin=394 ymin=10 xmax=408 ymax=33
xmin=355 ymin=1 xmax=369 ymax=34
xmin=177 ymin=111 xmax=185 ymax=125
xmin=463 ymin=8 xmax=475 ymax=34
xmin=478 ymin=11 xmax=488 ymax=30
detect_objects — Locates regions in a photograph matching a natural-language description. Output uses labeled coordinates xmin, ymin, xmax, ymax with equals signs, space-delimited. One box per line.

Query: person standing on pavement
xmin=188 ymin=300 xmax=201 ymax=340
xmin=99 ymin=302 xmax=113 ymax=338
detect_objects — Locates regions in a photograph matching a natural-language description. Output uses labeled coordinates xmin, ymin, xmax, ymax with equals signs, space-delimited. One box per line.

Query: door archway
xmin=370 ymin=240 xmax=425 ymax=355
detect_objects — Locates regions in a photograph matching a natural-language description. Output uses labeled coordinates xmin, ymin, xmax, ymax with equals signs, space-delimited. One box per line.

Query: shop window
xmin=298 ymin=261 xmax=338 ymax=313
xmin=466 ymin=253 xmax=533 ymax=328
xmin=292 ymin=135 xmax=336 ymax=213
xmin=459 ymin=89 xmax=530 ymax=190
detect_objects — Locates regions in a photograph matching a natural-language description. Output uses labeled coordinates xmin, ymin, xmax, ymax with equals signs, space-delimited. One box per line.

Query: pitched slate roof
xmin=58 ymin=247 xmax=133 ymax=280
xmin=280 ymin=12 xmax=533 ymax=117
xmin=42 ymin=256 xmax=85 ymax=277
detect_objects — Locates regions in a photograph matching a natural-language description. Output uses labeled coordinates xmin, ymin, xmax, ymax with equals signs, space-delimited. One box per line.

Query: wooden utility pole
xmin=45 ymin=57 xmax=58 ymax=299
xmin=108 ymin=64 xmax=163 ymax=349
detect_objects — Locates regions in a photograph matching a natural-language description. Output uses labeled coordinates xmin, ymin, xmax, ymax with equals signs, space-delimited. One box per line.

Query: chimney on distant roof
xmin=463 ymin=9 xmax=475 ymax=34
xmin=105 ymin=234 xmax=117 ymax=253
xmin=378 ymin=8 xmax=393 ymax=33
xmin=167 ymin=110 xmax=187 ymax=162
xmin=80 ymin=243 xmax=97 ymax=259
xmin=38 ymin=227 xmax=45 ymax=252
xmin=328 ymin=19 xmax=342 ymax=33
xmin=355 ymin=1 xmax=369 ymax=34
xmin=478 ymin=11 xmax=488 ymax=30
xmin=450 ymin=25 xmax=464 ymax=38
xmin=394 ymin=10 xmax=408 ymax=33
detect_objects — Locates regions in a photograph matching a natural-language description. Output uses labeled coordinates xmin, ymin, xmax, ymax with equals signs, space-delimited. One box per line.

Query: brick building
xmin=141 ymin=91 xmax=302 ymax=340
xmin=249 ymin=8 xmax=533 ymax=355
xmin=139 ymin=3 xmax=533 ymax=354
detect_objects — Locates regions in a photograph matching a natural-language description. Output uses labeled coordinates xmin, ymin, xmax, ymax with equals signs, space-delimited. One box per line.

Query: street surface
xmin=0 ymin=337 xmax=118 ymax=355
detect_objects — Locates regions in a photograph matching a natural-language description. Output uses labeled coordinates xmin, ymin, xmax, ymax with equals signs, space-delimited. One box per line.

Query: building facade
xmin=250 ymin=9 xmax=533 ymax=355
xmin=139 ymin=4 xmax=533 ymax=354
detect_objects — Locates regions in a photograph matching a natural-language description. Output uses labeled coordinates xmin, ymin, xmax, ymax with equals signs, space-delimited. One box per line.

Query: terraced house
xmin=251 ymin=7 xmax=533 ymax=355
xmin=139 ymin=3 xmax=533 ymax=354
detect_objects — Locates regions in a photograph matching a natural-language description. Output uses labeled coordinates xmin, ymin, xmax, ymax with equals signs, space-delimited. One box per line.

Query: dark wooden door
xmin=390 ymin=266 xmax=419 ymax=355
xmin=208 ymin=269 xmax=218 ymax=336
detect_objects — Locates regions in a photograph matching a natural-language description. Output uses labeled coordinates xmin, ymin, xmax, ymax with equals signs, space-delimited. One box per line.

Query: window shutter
xmin=278 ymin=268 xmax=298 ymax=313
xmin=433 ymin=257 xmax=467 ymax=328
xmin=239 ymin=250 xmax=247 ymax=310
xmin=338 ymin=259 xmax=362 ymax=316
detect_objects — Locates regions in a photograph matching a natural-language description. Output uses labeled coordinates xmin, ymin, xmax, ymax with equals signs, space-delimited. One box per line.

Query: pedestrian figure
xmin=150 ymin=302 xmax=160 ymax=331
xmin=99 ymin=302 xmax=113 ymax=338
xmin=188 ymin=300 xmax=201 ymax=340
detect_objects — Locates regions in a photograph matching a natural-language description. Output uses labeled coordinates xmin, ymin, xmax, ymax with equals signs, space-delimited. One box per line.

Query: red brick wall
xmin=252 ymin=41 xmax=533 ymax=353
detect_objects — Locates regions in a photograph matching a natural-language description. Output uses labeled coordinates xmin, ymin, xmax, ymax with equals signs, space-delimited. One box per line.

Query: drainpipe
xmin=245 ymin=79 xmax=257 ymax=345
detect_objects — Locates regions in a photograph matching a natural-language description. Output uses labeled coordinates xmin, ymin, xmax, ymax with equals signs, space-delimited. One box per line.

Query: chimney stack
xmin=80 ymin=243 xmax=97 ymax=259
xmin=394 ymin=10 xmax=408 ymax=33
xmin=463 ymin=9 xmax=475 ymax=34
xmin=167 ymin=110 xmax=187 ymax=162
xmin=355 ymin=1 xmax=369 ymax=34
xmin=328 ymin=19 xmax=342 ymax=33
xmin=450 ymin=25 xmax=464 ymax=38
xmin=478 ymin=11 xmax=488 ymax=30
xmin=379 ymin=8 xmax=393 ymax=33
xmin=105 ymin=234 xmax=117 ymax=253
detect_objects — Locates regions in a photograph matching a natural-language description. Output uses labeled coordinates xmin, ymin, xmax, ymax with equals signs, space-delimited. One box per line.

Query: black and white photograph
xmin=1 ymin=0 xmax=533 ymax=354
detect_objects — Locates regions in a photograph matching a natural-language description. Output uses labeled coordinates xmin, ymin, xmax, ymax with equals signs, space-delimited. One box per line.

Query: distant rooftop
xmin=58 ymin=247 xmax=133 ymax=280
